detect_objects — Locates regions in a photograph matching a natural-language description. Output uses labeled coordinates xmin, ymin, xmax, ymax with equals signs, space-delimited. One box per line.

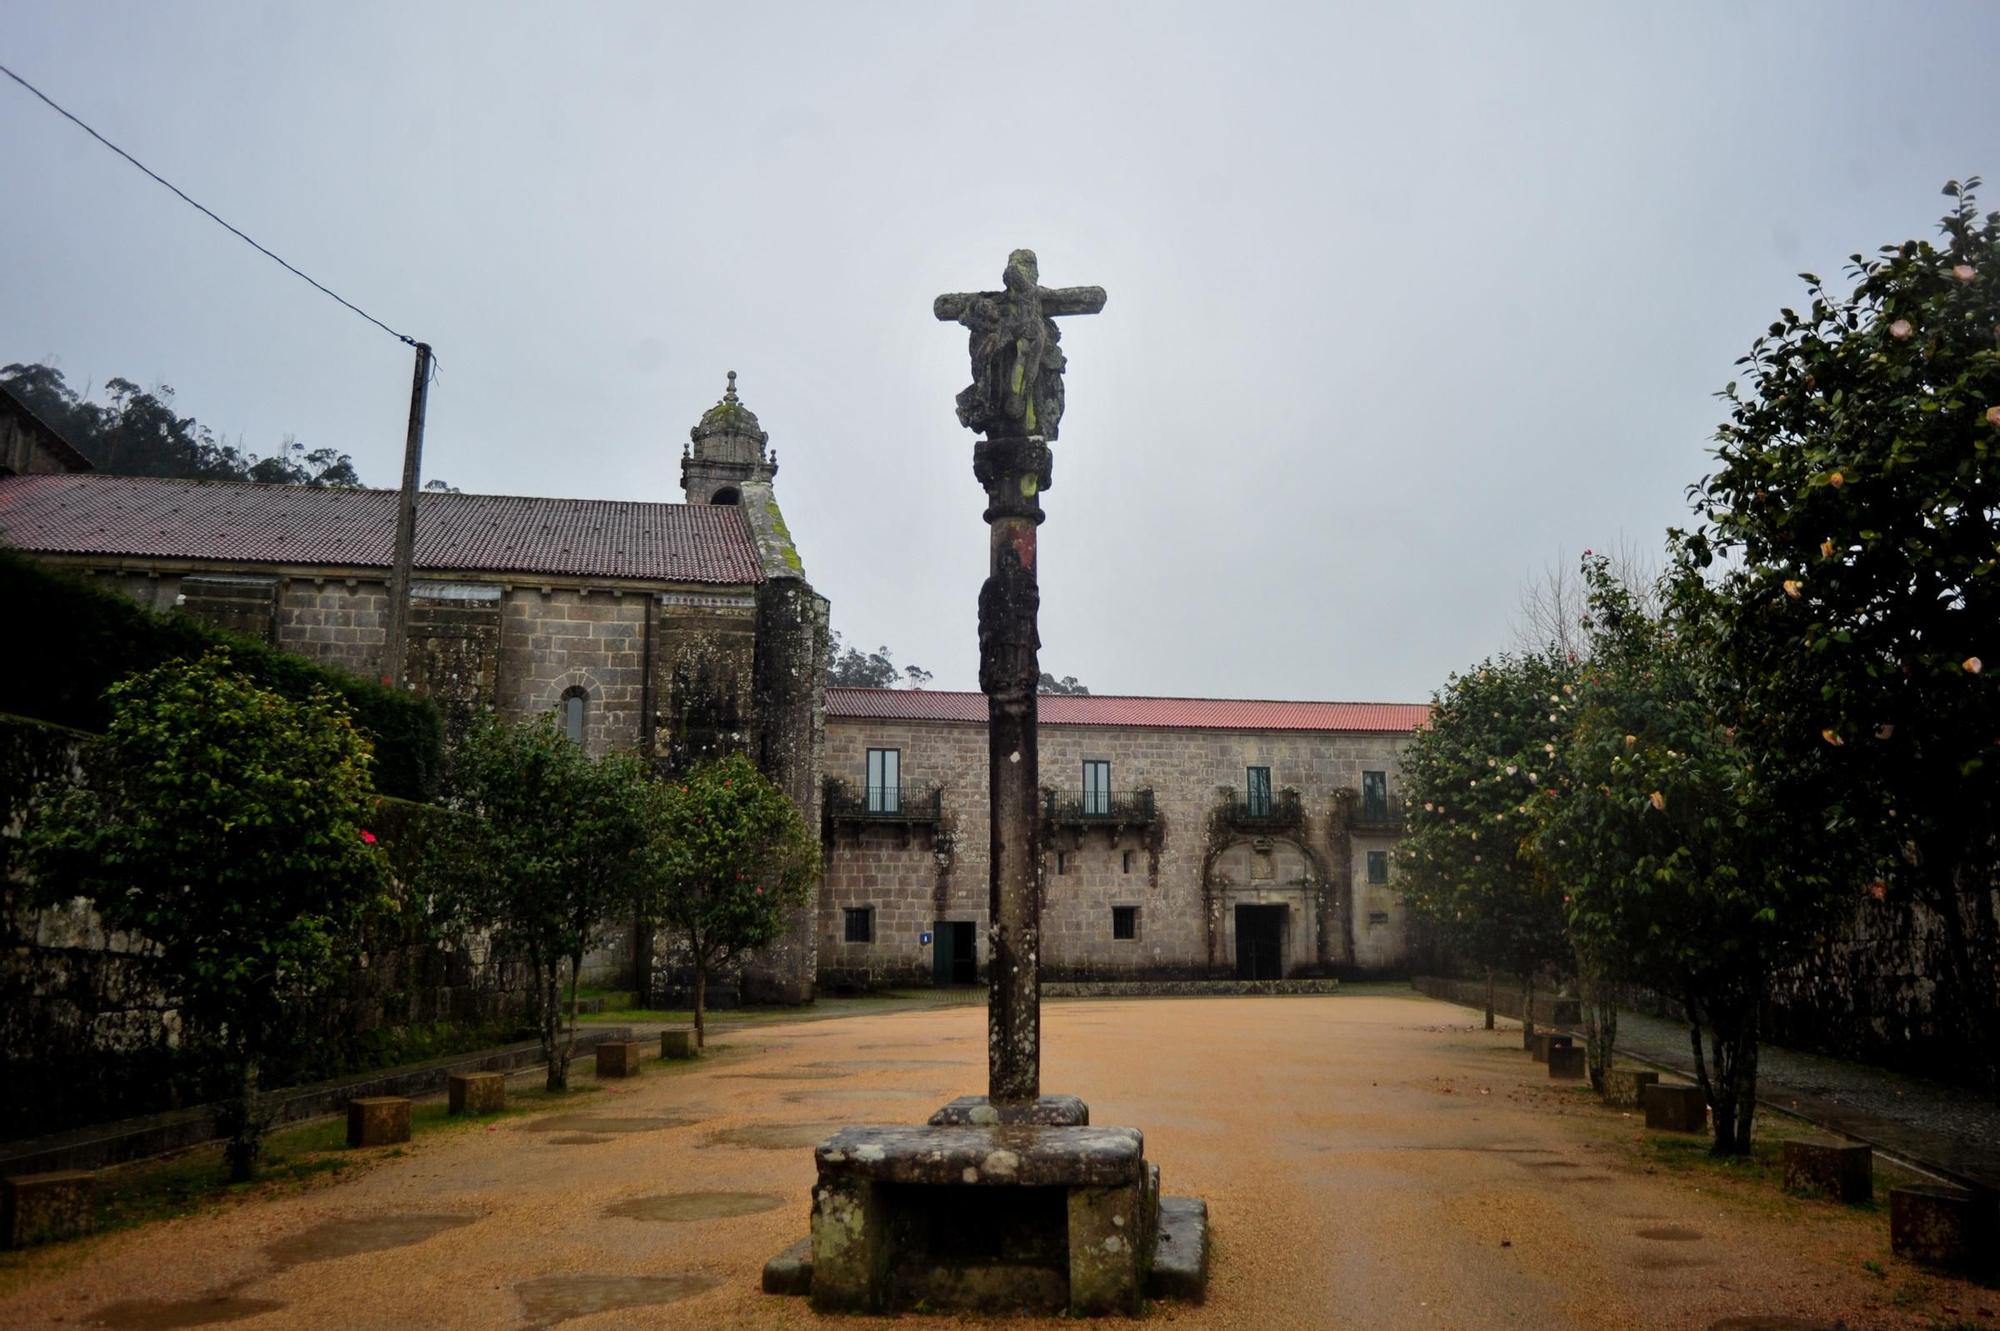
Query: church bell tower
xmin=681 ymin=370 xmax=776 ymax=505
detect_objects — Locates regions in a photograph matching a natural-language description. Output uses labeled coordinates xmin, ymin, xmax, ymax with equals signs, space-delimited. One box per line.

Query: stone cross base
xmin=928 ymin=1095 xmax=1089 ymax=1127
xmin=763 ymin=1109 xmax=1209 ymax=1315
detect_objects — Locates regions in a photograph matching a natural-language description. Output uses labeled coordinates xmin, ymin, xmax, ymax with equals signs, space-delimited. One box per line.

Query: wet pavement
xmin=0 ymin=993 xmax=1988 ymax=1330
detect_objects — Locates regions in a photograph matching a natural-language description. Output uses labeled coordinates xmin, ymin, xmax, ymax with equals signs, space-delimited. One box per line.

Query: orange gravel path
xmin=0 ymin=993 xmax=1961 ymax=1330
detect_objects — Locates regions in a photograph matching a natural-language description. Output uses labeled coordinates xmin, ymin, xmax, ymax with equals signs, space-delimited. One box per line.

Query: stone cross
xmin=934 ymin=249 xmax=1106 ymax=443
xmin=935 ymin=250 xmax=1105 ymax=1105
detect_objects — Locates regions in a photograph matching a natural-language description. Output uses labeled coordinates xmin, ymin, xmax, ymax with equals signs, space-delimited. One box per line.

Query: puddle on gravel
xmin=1633 ymin=1251 xmax=1713 ymax=1271
xmin=717 ymin=1067 xmax=853 ymax=1081
xmin=528 ymin=1115 xmax=695 ymax=1134
xmin=90 ymin=1294 xmax=286 ymax=1330
xmin=782 ymin=1086 xmax=933 ymax=1103
xmin=264 ymin=1213 xmax=475 ymax=1271
xmin=1706 ymin=1320 xmax=1829 ymax=1331
xmin=516 ymin=1274 xmax=720 ymax=1327
xmin=605 ymin=1191 xmax=785 ymax=1222
xmin=1636 ymin=1225 xmax=1705 ymax=1242
xmin=548 ymin=1133 xmax=614 ymax=1145
xmin=705 ymin=1122 xmax=846 ymax=1149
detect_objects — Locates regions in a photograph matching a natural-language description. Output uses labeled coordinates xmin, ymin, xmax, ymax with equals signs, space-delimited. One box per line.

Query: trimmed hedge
xmin=0 ymin=550 xmax=441 ymax=799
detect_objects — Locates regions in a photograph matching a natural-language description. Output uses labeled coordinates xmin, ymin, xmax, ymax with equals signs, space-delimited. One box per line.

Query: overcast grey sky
xmin=6 ymin=3 xmax=1996 ymax=701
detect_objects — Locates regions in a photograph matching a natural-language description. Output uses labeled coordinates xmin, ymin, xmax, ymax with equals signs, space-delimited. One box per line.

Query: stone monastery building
xmin=1 ymin=375 xmax=1426 ymax=997
xmin=819 ymin=689 xmax=1426 ymax=989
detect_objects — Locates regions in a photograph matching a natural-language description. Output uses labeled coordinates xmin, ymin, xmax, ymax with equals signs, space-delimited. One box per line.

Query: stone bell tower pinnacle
xmin=681 ymin=370 xmax=777 ymax=505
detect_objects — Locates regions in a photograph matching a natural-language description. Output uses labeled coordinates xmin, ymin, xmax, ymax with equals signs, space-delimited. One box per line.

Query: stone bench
xmin=2 ymin=1170 xmax=96 ymax=1247
xmin=447 ymin=1071 xmax=505 ymax=1116
xmin=1529 ymin=1033 xmax=1572 ymax=1064
xmin=659 ymin=1028 xmax=699 ymax=1060
xmin=1890 ymin=1186 xmax=1997 ymax=1273
xmin=346 ymin=1096 xmax=412 ymax=1148
xmin=1547 ymin=1045 xmax=1587 ymax=1079
xmin=1600 ymin=1067 xmax=1659 ymax=1108
xmin=595 ymin=1040 xmax=644 ymax=1078
xmin=1641 ymin=1083 xmax=1707 ymax=1134
xmin=809 ymin=1123 xmax=1154 ymax=1316
xmin=1781 ymin=1140 xmax=1871 ymax=1204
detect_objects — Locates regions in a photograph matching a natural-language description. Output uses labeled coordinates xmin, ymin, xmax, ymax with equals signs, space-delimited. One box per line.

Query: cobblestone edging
xmin=1043 ymin=979 xmax=1341 ymax=998
xmin=0 ymin=1026 xmax=635 ymax=1177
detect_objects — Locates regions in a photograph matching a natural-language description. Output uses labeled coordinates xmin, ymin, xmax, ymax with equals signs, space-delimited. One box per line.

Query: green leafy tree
xmin=22 ymin=652 xmax=386 ymax=1178
xmin=441 ymin=713 xmax=649 ymax=1089
xmin=2 ymin=362 xmax=361 ymax=486
xmin=1398 ymin=650 xmax=1573 ymax=1029
xmin=1534 ymin=559 xmax=1857 ymax=1153
xmin=1678 ymin=180 xmax=2000 ymax=1088
xmin=637 ymin=752 xmax=820 ymax=1046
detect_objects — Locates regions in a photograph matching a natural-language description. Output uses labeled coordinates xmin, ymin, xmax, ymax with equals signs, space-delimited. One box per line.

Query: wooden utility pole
xmin=381 ymin=341 xmax=432 ymax=687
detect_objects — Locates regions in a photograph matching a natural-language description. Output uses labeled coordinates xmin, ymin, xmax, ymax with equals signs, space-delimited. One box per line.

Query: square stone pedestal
xmin=1642 ymin=1083 xmax=1707 ymax=1134
xmin=1601 ymin=1067 xmax=1659 ymax=1108
xmin=1890 ymin=1186 xmax=1997 ymax=1273
xmin=595 ymin=1040 xmax=643 ymax=1077
xmin=2 ymin=1170 xmax=96 ymax=1247
xmin=765 ymin=1100 xmax=1209 ymax=1316
xmin=660 ymin=1028 xmax=699 ymax=1059
xmin=1547 ymin=1045 xmax=1587 ymax=1079
xmin=448 ymin=1071 xmax=506 ymax=1116
xmin=1782 ymin=1140 xmax=1872 ymax=1204
xmin=346 ymin=1097 xmax=412 ymax=1148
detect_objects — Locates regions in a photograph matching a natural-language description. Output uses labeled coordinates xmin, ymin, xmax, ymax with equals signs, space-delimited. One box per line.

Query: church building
xmin=0 ymin=373 xmax=828 ymax=1003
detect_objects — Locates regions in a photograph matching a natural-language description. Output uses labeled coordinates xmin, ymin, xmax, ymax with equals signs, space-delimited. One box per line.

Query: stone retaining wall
xmin=1411 ymin=975 xmax=1581 ymax=1027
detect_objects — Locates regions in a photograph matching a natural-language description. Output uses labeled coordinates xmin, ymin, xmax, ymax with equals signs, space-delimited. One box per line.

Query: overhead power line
xmin=1 ymin=60 xmax=418 ymax=348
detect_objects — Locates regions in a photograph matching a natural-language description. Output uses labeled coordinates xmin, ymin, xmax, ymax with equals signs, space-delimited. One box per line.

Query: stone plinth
xmin=1890 ymin=1186 xmax=1996 ymax=1272
xmin=928 ymin=1095 xmax=1090 ymax=1127
xmin=346 ymin=1097 xmax=412 ymax=1148
xmin=447 ymin=1071 xmax=505 ymax=1116
xmin=660 ymin=1028 xmax=699 ymax=1059
xmin=2 ymin=1170 xmax=95 ymax=1247
xmin=806 ymin=1123 xmax=1154 ymax=1316
xmin=1642 ymin=1083 xmax=1707 ymax=1134
xmin=763 ymin=1237 xmax=813 ymax=1295
xmin=1547 ymin=1045 xmax=1587 ymax=1079
xmin=1601 ymin=1068 xmax=1659 ymax=1108
xmin=1530 ymin=1033 xmax=1572 ymax=1064
xmin=596 ymin=1041 xmax=643 ymax=1078
xmin=1782 ymin=1141 xmax=1872 ymax=1204
xmin=1149 ymin=1196 xmax=1210 ymax=1302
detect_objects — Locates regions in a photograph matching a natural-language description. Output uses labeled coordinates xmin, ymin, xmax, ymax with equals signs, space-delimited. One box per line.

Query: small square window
xmin=1112 ymin=906 xmax=1139 ymax=940
xmin=1366 ymin=850 xmax=1389 ymax=885
xmin=843 ymin=907 xmax=873 ymax=943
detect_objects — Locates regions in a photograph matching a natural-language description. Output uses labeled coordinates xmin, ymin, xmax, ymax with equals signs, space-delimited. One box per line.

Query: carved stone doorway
xmin=1234 ymin=904 xmax=1287 ymax=980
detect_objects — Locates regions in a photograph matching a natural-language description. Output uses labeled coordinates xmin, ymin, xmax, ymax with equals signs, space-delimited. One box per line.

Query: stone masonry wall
xmin=819 ymin=716 xmax=1414 ymax=989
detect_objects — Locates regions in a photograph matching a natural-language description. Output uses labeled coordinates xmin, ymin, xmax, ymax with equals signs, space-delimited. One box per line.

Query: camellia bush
xmin=1398 ymin=649 xmax=1574 ymax=1029
xmin=1678 ymin=180 xmax=2000 ymax=1088
xmin=440 ymin=713 xmax=649 ymax=1090
xmin=637 ymin=752 xmax=819 ymax=1047
xmin=23 ymin=652 xmax=387 ymax=1179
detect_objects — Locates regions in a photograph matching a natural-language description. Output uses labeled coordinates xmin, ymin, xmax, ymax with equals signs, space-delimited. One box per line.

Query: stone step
xmin=1147 ymin=1195 xmax=1210 ymax=1303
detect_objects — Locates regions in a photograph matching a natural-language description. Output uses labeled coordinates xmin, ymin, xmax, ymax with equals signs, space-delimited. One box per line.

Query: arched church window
xmin=561 ymin=688 xmax=588 ymax=746
xmin=711 ymin=486 xmax=741 ymax=505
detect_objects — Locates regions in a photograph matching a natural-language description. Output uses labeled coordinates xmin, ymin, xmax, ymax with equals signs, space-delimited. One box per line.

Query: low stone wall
xmin=0 ymin=1026 xmax=633 ymax=1176
xmin=1411 ymin=976 xmax=1581 ymax=1027
xmin=1042 ymin=979 xmax=1341 ymax=998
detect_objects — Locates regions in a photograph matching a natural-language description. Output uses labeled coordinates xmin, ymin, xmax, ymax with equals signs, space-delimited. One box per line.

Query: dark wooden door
xmin=1235 ymin=905 xmax=1286 ymax=980
xmin=950 ymin=922 xmax=978 ymax=984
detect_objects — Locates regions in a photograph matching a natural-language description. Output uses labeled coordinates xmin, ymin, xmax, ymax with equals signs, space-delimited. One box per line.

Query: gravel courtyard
xmin=1 ymin=992 xmax=1978 ymax=1331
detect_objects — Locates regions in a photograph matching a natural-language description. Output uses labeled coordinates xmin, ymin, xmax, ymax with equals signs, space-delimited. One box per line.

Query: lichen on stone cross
xmin=934 ymin=250 xmax=1106 ymax=441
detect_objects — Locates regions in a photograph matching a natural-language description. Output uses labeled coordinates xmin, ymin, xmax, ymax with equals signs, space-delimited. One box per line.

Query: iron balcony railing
xmin=824 ymin=780 xmax=943 ymax=822
xmin=1349 ymin=792 xmax=1408 ymax=832
xmin=1044 ymin=787 xmax=1158 ymax=825
xmin=1222 ymin=787 xmax=1304 ymax=830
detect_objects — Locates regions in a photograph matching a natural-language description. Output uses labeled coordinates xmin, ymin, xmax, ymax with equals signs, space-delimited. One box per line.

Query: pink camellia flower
xmin=1828 ymin=471 xmax=1845 ymax=488
xmin=1648 ymin=791 xmax=1667 ymax=812
xmin=1783 ymin=579 xmax=1803 ymax=598
xmin=1823 ymin=728 xmax=1845 ymax=746
xmin=1867 ymin=880 xmax=1887 ymax=901
xmin=1889 ymin=318 xmax=1914 ymax=340
xmin=1986 ymin=406 xmax=2000 ymax=429
xmin=755 ymin=886 xmax=764 ymax=895
xmin=360 ymin=829 xmax=377 ymax=845
xmin=1954 ymin=264 xmax=1977 ymax=283
xmin=1966 ymin=657 xmax=1984 ymax=675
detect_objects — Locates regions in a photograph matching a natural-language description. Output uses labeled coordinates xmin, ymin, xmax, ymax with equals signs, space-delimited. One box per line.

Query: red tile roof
xmin=827 ymin=687 xmax=1428 ymax=733
xmin=0 ymin=474 xmax=765 ymax=584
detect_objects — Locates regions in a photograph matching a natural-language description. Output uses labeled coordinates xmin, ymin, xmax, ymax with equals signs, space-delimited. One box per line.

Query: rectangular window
xmin=1246 ymin=766 xmax=1273 ymax=817
xmin=1362 ymin=770 xmax=1389 ymax=820
xmin=866 ymin=748 xmax=901 ymax=813
xmin=1082 ymin=759 xmax=1111 ymax=816
xmin=1056 ymin=850 xmax=1069 ymax=875
xmin=843 ymin=907 xmax=874 ymax=943
xmin=1112 ymin=906 xmax=1139 ymax=940
xmin=1367 ymin=850 xmax=1390 ymax=885
xmin=1121 ymin=849 xmax=1134 ymax=874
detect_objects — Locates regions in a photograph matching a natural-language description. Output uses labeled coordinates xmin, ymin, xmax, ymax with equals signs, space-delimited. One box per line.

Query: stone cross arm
xmin=933 ymin=286 xmax=1108 ymax=321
